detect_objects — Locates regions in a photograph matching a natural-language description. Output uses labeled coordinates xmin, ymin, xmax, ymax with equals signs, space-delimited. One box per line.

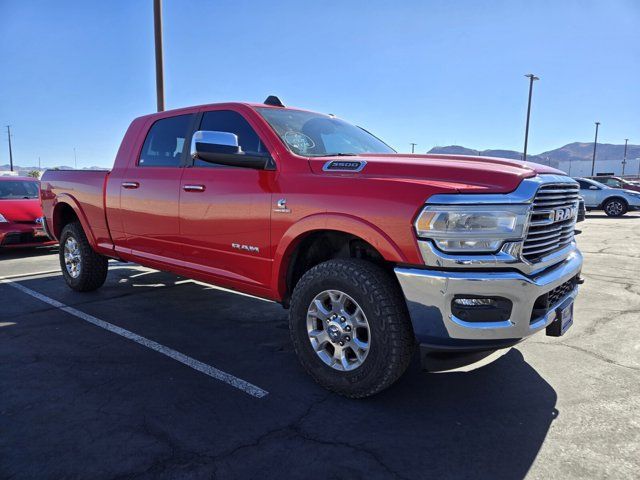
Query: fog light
xmin=451 ymin=296 xmax=513 ymax=323
xmin=453 ymin=298 xmax=497 ymax=307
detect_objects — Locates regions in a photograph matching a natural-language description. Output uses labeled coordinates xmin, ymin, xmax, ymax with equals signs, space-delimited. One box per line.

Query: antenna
xmin=264 ymin=95 xmax=285 ymax=107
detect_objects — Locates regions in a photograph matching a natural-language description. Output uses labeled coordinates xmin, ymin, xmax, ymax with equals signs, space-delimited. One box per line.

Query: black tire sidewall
xmin=604 ymin=199 xmax=627 ymax=217
xmin=59 ymin=222 xmax=107 ymax=291
xmin=289 ymin=260 xmax=412 ymax=396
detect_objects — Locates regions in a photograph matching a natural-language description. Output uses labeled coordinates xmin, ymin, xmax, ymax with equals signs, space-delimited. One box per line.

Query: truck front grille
xmin=523 ymin=183 xmax=580 ymax=263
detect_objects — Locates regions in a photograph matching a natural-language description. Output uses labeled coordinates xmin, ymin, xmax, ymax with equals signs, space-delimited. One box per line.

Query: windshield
xmin=0 ymin=180 xmax=39 ymax=199
xmin=257 ymin=108 xmax=395 ymax=157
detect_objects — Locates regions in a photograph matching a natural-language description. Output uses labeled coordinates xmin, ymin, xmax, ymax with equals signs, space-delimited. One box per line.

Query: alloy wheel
xmin=306 ymin=289 xmax=371 ymax=371
xmin=64 ymin=236 xmax=82 ymax=278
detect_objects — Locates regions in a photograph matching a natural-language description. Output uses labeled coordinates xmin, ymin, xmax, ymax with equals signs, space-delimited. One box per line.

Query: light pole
xmin=622 ymin=138 xmax=629 ymax=176
xmin=154 ymin=0 xmax=165 ymax=112
xmin=523 ymin=74 xmax=539 ymax=161
xmin=590 ymin=122 xmax=600 ymax=176
xmin=410 ymin=143 xmax=417 ymax=154
xmin=5 ymin=125 xmax=13 ymax=172
xmin=74 ymin=148 xmax=77 ymax=169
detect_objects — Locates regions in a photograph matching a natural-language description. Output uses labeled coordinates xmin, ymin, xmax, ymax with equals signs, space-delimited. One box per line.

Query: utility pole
xmin=154 ymin=0 xmax=165 ymax=112
xmin=74 ymin=148 xmax=77 ymax=169
xmin=590 ymin=122 xmax=600 ymax=176
xmin=38 ymin=156 xmax=41 ymax=170
xmin=5 ymin=125 xmax=13 ymax=172
xmin=523 ymin=74 xmax=539 ymax=161
xmin=410 ymin=143 xmax=417 ymax=154
xmin=622 ymin=138 xmax=629 ymax=176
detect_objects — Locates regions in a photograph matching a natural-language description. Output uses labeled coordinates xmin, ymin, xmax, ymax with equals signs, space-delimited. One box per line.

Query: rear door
xmin=179 ymin=109 xmax=274 ymax=288
xmin=120 ymin=113 xmax=195 ymax=262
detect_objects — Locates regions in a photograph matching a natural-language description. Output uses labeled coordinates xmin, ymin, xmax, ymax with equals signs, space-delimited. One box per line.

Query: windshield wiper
xmin=312 ymin=153 xmax=359 ymax=157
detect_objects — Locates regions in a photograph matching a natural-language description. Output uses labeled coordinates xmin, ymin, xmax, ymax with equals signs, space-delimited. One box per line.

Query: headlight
xmin=0 ymin=213 xmax=8 ymax=223
xmin=414 ymin=205 xmax=528 ymax=253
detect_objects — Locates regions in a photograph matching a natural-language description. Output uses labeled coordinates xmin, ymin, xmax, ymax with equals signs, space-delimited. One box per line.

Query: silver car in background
xmin=575 ymin=177 xmax=640 ymax=217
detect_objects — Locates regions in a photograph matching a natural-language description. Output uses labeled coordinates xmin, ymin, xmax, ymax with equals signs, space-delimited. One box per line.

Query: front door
xmin=120 ymin=114 xmax=194 ymax=262
xmin=179 ymin=109 xmax=274 ymax=289
xmin=577 ymin=180 xmax=600 ymax=207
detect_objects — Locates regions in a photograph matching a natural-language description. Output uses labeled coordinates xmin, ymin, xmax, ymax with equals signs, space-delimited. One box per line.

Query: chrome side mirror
xmin=190 ymin=130 xmax=241 ymax=157
xmin=190 ymin=130 xmax=272 ymax=170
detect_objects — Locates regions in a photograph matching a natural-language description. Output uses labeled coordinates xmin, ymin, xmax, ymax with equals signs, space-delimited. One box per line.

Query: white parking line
xmin=0 ymin=269 xmax=61 ymax=280
xmin=1 ymin=279 xmax=269 ymax=399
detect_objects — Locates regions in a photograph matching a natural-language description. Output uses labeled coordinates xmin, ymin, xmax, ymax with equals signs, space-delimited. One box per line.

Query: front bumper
xmin=0 ymin=223 xmax=56 ymax=248
xmin=395 ymin=249 xmax=583 ymax=350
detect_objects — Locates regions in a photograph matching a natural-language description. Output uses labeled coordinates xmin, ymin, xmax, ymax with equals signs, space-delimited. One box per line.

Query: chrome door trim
xmin=182 ymin=184 xmax=206 ymax=192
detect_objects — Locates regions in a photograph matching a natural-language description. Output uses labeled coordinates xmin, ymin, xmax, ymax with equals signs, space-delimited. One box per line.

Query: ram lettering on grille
xmin=523 ymin=183 xmax=580 ymax=262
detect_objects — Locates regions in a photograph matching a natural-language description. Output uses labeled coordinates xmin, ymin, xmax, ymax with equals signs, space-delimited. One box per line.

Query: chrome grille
xmin=523 ymin=183 xmax=579 ymax=262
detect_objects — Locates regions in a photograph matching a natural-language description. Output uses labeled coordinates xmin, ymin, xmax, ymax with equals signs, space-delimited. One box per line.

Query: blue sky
xmin=1 ymin=0 xmax=639 ymax=168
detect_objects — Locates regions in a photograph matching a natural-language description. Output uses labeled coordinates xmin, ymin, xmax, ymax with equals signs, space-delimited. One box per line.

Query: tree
xmin=27 ymin=170 xmax=41 ymax=179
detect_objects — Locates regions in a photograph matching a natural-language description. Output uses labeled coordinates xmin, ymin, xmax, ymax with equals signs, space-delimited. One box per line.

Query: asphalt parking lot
xmin=1 ymin=213 xmax=639 ymax=480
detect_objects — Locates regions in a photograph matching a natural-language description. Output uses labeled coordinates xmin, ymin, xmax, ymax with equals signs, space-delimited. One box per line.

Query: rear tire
xmin=289 ymin=259 xmax=415 ymax=398
xmin=59 ymin=221 xmax=108 ymax=292
xmin=603 ymin=198 xmax=627 ymax=217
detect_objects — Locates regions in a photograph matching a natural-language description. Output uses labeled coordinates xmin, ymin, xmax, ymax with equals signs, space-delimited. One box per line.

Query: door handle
xmin=121 ymin=182 xmax=140 ymax=189
xmin=183 ymin=184 xmax=205 ymax=192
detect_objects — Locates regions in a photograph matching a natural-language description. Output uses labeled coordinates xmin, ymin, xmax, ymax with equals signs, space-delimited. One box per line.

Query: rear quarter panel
xmin=41 ymin=170 xmax=111 ymax=252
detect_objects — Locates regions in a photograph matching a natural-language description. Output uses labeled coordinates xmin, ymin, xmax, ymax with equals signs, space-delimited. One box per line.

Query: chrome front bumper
xmin=394 ymin=249 xmax=583 ymax=347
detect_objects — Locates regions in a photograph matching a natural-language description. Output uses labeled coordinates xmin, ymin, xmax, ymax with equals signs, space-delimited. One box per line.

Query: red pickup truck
xmin=41 ymin=97 xmax=583 ymax=397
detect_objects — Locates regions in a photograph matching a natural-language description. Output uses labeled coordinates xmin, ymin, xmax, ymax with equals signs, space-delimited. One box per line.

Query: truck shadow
xmin=107 ymin=268 xmax=558 ymax=479
xmin=333 ymin=349 xmax=557 ymax=479
xmin=3 ymin=267 xmax=557 ymax=479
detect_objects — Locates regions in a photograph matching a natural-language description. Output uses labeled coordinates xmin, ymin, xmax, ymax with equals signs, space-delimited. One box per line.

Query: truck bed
xmin=41 ymin=169 xmax=112 ymax=250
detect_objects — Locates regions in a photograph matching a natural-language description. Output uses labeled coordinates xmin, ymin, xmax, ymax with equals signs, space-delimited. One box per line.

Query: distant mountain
xmin=428 ymin=142 xmax=640 ymax=166
xmin=537 ymin=142 xmax=640 ymax=163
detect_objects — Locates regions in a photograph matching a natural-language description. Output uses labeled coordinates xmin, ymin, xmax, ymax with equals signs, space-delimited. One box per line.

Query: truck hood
xmin=0 ymin=198 xmax=43 ymax=222
xmin=309 ymin=153 xmax=565 ymax=193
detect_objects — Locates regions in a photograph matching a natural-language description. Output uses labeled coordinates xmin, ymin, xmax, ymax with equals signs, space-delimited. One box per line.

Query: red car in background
xmin=0 ymin=176 xmax=56 ymax=249
xmin=587 ymin=176 xmax=640 ymax=192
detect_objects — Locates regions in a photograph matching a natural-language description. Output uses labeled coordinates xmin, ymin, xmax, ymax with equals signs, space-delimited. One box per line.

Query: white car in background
xmin=575 ymin=177 xmax=640 ymax=217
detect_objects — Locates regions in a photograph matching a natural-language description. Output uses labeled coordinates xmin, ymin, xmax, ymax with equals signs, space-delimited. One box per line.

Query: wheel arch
xmin=52 ymin=196 xmax=98 ymax=249
xmin=600 ymin=195 xmax=629 ymax=209
xmin=272 ymin=213 xmax=408 ymax=304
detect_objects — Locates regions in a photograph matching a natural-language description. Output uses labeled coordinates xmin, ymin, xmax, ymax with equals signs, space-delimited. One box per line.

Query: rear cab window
xmin=138 ymin=114 xmax=194 ymax=167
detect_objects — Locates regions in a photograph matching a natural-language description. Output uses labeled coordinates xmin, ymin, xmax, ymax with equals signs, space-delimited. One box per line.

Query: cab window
xmin=139 ymin=114 xmax=194 ymax=167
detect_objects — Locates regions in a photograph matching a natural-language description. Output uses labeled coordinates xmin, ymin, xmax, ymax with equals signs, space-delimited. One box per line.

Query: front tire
xmin=603 ymin=198 xmax=627 ymax=217
xmin=59 ymin=221 xmax=108 ymax=292
xmin=289 ymin=259 xmax=415 ymax=398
